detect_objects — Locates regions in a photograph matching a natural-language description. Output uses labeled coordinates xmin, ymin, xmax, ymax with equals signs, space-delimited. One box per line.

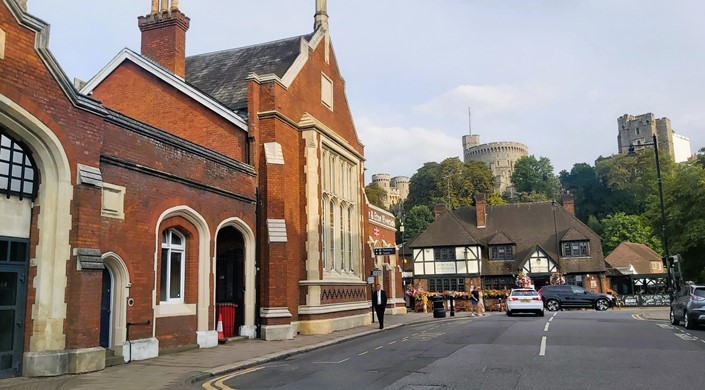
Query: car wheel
xmin=546 ymin=299 xmax=560 ymax=312
xmin=670 ymin=309 xmax=679 ymax=326
xmin=595 ymin=299 xmax=609 ymax=311
xmin=506 ymin=310 xmax=513 ymax=317
xmin=685 ymin=311 xmax=696 ymax=329
xmin=538 ymin=310 xmax=545 ymax=317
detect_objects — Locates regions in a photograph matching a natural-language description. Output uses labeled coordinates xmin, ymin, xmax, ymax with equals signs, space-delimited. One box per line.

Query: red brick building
xmin=1 ymin=0 xmax=398 ymax=378
xmin=1 ymin=0 xmax=255 ymax=378
xmin=365 ymin=205 xmax=405 ymax=315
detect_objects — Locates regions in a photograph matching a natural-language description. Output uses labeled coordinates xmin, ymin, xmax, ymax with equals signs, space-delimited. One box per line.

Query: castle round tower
xmin=463 ymin=137 xmax=528 ymax=196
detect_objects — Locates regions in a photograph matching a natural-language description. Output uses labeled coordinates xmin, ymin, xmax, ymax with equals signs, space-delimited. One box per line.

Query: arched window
xmin=160 ymin=229 xmax=185 ymax=303
xmin=339 ymin=203 xmax=345 ymax=269
xmin=321 ymin=196 xmax=329 ymax=270
xmin=0 ymin=131 xmax=37 ymax=200
xmin=347 ymin=206 xmax=353 ymax=271
xmin=328 ymin=199 xmax=335 ymax=270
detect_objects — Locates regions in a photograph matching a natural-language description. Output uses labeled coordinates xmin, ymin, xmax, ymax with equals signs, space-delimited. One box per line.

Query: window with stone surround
xmin=562 ymin=241 xmax=589 ymax=257
xmin=160 ymin=229 xmax=185 ymax=303
xmin=320 ymin=146 xmax=358 ymax=275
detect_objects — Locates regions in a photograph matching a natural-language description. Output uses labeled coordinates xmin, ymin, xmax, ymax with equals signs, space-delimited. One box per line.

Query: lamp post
xmin=628 ymin=133 xmax=673 ymax=301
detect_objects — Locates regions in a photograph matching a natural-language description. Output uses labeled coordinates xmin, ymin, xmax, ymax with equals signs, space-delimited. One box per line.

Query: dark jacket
xmin=372 ymin=289 xmax=387 ymax=308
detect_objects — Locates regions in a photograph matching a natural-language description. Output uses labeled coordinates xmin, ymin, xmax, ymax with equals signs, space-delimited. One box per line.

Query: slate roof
xmin=185 ymin=34 xmax=313 ymax=113
xmin=605 ymin=242 xmax=663 ymax=275
xmin=410 ymin=202 xmax=605 ymax=276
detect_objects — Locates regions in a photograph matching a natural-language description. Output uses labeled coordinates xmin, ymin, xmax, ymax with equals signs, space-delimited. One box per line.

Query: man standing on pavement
xmin=372 ymin=284 xmax=388 ymax=329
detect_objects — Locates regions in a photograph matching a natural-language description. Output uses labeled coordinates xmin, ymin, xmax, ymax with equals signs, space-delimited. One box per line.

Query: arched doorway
xmin=0 ymin=130 xmax=36 ymax=378
xmin=215 ymin=227 xmax=245 ymax=337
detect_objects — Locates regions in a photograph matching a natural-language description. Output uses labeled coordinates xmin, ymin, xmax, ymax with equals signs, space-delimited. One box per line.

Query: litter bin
xmin=216 ymin=303 xmax=237 ymax=337
xmin=432 ymin=295 xmax=446 ymax=318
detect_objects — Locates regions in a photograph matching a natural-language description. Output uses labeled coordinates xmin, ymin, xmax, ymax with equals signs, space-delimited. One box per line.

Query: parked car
xmin=670 ymin=284 xmax=705 ymax=329
xmin=507 ymin=288 xmax=544 ymax=317
xmin=537 ymin=285 xmax=612 ymax=311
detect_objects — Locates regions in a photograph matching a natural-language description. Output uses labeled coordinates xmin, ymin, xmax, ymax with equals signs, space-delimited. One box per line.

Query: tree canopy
xmin=364 ymin=182 xmax=387 ymax=210
xmin=510 ymin=155 xmax=560 ymax=201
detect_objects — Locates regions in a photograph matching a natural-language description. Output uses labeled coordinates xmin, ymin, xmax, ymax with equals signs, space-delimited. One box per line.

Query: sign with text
xmin=374 ymin=247 xmax=396 ymax=256
xmin=368 ymin=209 xmax=396 ymax=229
xmin=371 ymin=268 xmax=382 ymax=277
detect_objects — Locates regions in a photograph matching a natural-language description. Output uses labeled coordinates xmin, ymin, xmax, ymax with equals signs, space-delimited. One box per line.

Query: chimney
xmin=475 ymin=194 xmax=486 ymax=228
xmin=314 ymin=0 xmax=329 ymax=31
xmin=138 ymin=0 xmax=190 ymax=78
xmin=433 ymin=204 xmax=447 ymax=221
xmin=561 ymin=193 xmax=575 ymax=216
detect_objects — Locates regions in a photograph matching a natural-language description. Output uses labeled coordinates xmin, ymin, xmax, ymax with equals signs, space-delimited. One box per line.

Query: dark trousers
xmin=374 ymin=306 xmax=385 ymax=328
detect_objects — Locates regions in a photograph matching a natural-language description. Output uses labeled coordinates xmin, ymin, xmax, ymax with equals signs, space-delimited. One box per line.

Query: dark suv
xmin=537 ymin=285 xmax=612 ymax=311
xmin=670 ymin=284 xmax=705 ymax=329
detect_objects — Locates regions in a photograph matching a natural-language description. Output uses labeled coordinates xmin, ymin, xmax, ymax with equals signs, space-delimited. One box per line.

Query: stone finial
xmin=314 ymin=0 xmax=329 ymax=31
xmin=17 ymin=0 xmax=28 ymax=11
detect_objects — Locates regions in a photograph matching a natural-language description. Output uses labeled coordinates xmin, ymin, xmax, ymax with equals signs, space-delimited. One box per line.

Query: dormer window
xmin=490 ymin=245 xmax=514 ymax=260
xmin=433 ymin=247 xmax=456 ymax=261
xmin=562 ymin=241 xmax=589 ymax=257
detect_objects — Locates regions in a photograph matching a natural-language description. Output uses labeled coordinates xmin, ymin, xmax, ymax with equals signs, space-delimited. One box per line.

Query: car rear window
xmin=511 ymin=290 xmax=538 ymax=296
xmin=694 ymin=288 xmax=705 ymax=298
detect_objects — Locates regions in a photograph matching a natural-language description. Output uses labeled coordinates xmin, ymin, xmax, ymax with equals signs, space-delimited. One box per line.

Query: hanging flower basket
xmin=550 ymin=272 xmax=566 ymax=285
xmin=515 ymin=271 xmax=533 ymax=288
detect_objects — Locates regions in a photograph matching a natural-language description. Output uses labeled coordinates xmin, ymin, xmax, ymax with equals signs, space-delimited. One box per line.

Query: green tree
xmin=560 ymin=163 xmax=612 ymax=222
xmin=600 ymin=212 xmax=662 ymax=256
xmin=365 ymin=183 xmax=387 ymax=210
xmin=404 ymin=204 xmax=435 ymax=239
xmin=510 ymin=155 xmax=560 ymax=201
xmin=406 ymin=162 xmax=440 ymax=210
xmin=406 ymin=158 xmax=494 ymax=211
xmin=649 ymin=160 xmax=705 ymax=282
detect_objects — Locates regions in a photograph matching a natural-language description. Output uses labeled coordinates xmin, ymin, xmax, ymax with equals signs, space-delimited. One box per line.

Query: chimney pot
xmin=138 ymin=2 xmax=190 ymax=78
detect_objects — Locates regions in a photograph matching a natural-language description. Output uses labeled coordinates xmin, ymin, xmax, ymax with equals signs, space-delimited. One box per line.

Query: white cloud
xmin=413 ymin=83 xmax=560 ymax=119
xmin=358 ymin=118 xmax=461 ymax=181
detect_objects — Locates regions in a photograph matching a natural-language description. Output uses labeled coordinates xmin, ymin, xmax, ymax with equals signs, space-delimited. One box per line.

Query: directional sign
xmin=373 ymin=247 xmax=396 ymax=256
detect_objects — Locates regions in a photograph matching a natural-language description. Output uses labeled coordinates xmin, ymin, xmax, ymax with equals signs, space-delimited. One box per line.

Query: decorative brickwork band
xmin=320 ymin=287 xmax=366 ymax=304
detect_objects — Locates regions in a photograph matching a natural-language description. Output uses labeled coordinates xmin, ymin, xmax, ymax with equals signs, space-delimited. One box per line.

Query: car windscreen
xmin=511 ymin=290 xmax=538 ymax=296
xmin=694 ymin=288 xmax=705 ymax=298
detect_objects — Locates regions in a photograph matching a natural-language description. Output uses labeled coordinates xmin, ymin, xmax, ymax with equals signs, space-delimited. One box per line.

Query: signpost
xmin=373 ymin=247 xmax=396 ymax=256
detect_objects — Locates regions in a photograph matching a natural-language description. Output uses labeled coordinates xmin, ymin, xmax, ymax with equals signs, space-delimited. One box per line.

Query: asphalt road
xmin=204 ymin=310 xmax=705 ymax=390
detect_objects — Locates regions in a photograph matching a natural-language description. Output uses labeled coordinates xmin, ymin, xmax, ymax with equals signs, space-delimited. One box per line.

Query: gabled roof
xmin=80 ymin=48 xmax=248 ymax=130
xmin=488 ymin=231 xmax=514 ymax=245
xmin=561 ymin=226 xmax=589 ymax=241
xmin=605 ymin=242 xmax=663 ymax=274
xmin=185 ymin=33 xmax=314 ymax=112
xmin=409 ymin=210 xmax=478 ymax=247
xmin=411 ymin=201 xmax=605 ymax=276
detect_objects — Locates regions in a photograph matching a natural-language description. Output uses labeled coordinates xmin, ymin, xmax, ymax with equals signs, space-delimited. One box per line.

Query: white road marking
xmin=701 ymin=340 xmax=705 ymax=344
xmin=544 ymin=323 xmax=550 ymax=332
xmin=675 ymin=333 xmax=698 ymax=341
xmin=539 ymin=336 xmax=547 ymax=356
xmin=313 ymin=358 xmax=350 ymax=364
xmin=548 ymin=317 xmax=554 ymax=322
xmin=388 ymin=341 xmax=397 ymax=345
xmin=358 ymin=351 xmax=369 ymax=356
xmin=552 ymin=313 xmax=558 ymax=317
xmin=375 ymin=346 xmax=384 ymax=350
xmin=657 ymin=324 xmax=674 ymax=329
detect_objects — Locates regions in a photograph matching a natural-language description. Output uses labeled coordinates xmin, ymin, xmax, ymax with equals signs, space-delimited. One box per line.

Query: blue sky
xmin=27 ymin=0 xmax=705 ymax=182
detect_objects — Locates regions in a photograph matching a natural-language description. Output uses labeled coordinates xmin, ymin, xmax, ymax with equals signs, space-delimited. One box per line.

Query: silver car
xmin=670 ymin=284 xmax=705 ymax=329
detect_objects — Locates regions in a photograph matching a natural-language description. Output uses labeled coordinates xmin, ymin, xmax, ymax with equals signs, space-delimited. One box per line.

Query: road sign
xmin=373 ymin=247 xmax=396 ymax=256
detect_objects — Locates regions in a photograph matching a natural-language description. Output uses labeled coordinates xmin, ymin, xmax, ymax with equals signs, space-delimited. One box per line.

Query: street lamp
xmin=628 ymin=133 xmax=673 ymax=300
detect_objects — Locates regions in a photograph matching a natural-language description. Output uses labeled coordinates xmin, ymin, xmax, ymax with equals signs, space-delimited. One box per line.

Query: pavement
xmin=0 ymin=307 xmax=669 ymax=390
